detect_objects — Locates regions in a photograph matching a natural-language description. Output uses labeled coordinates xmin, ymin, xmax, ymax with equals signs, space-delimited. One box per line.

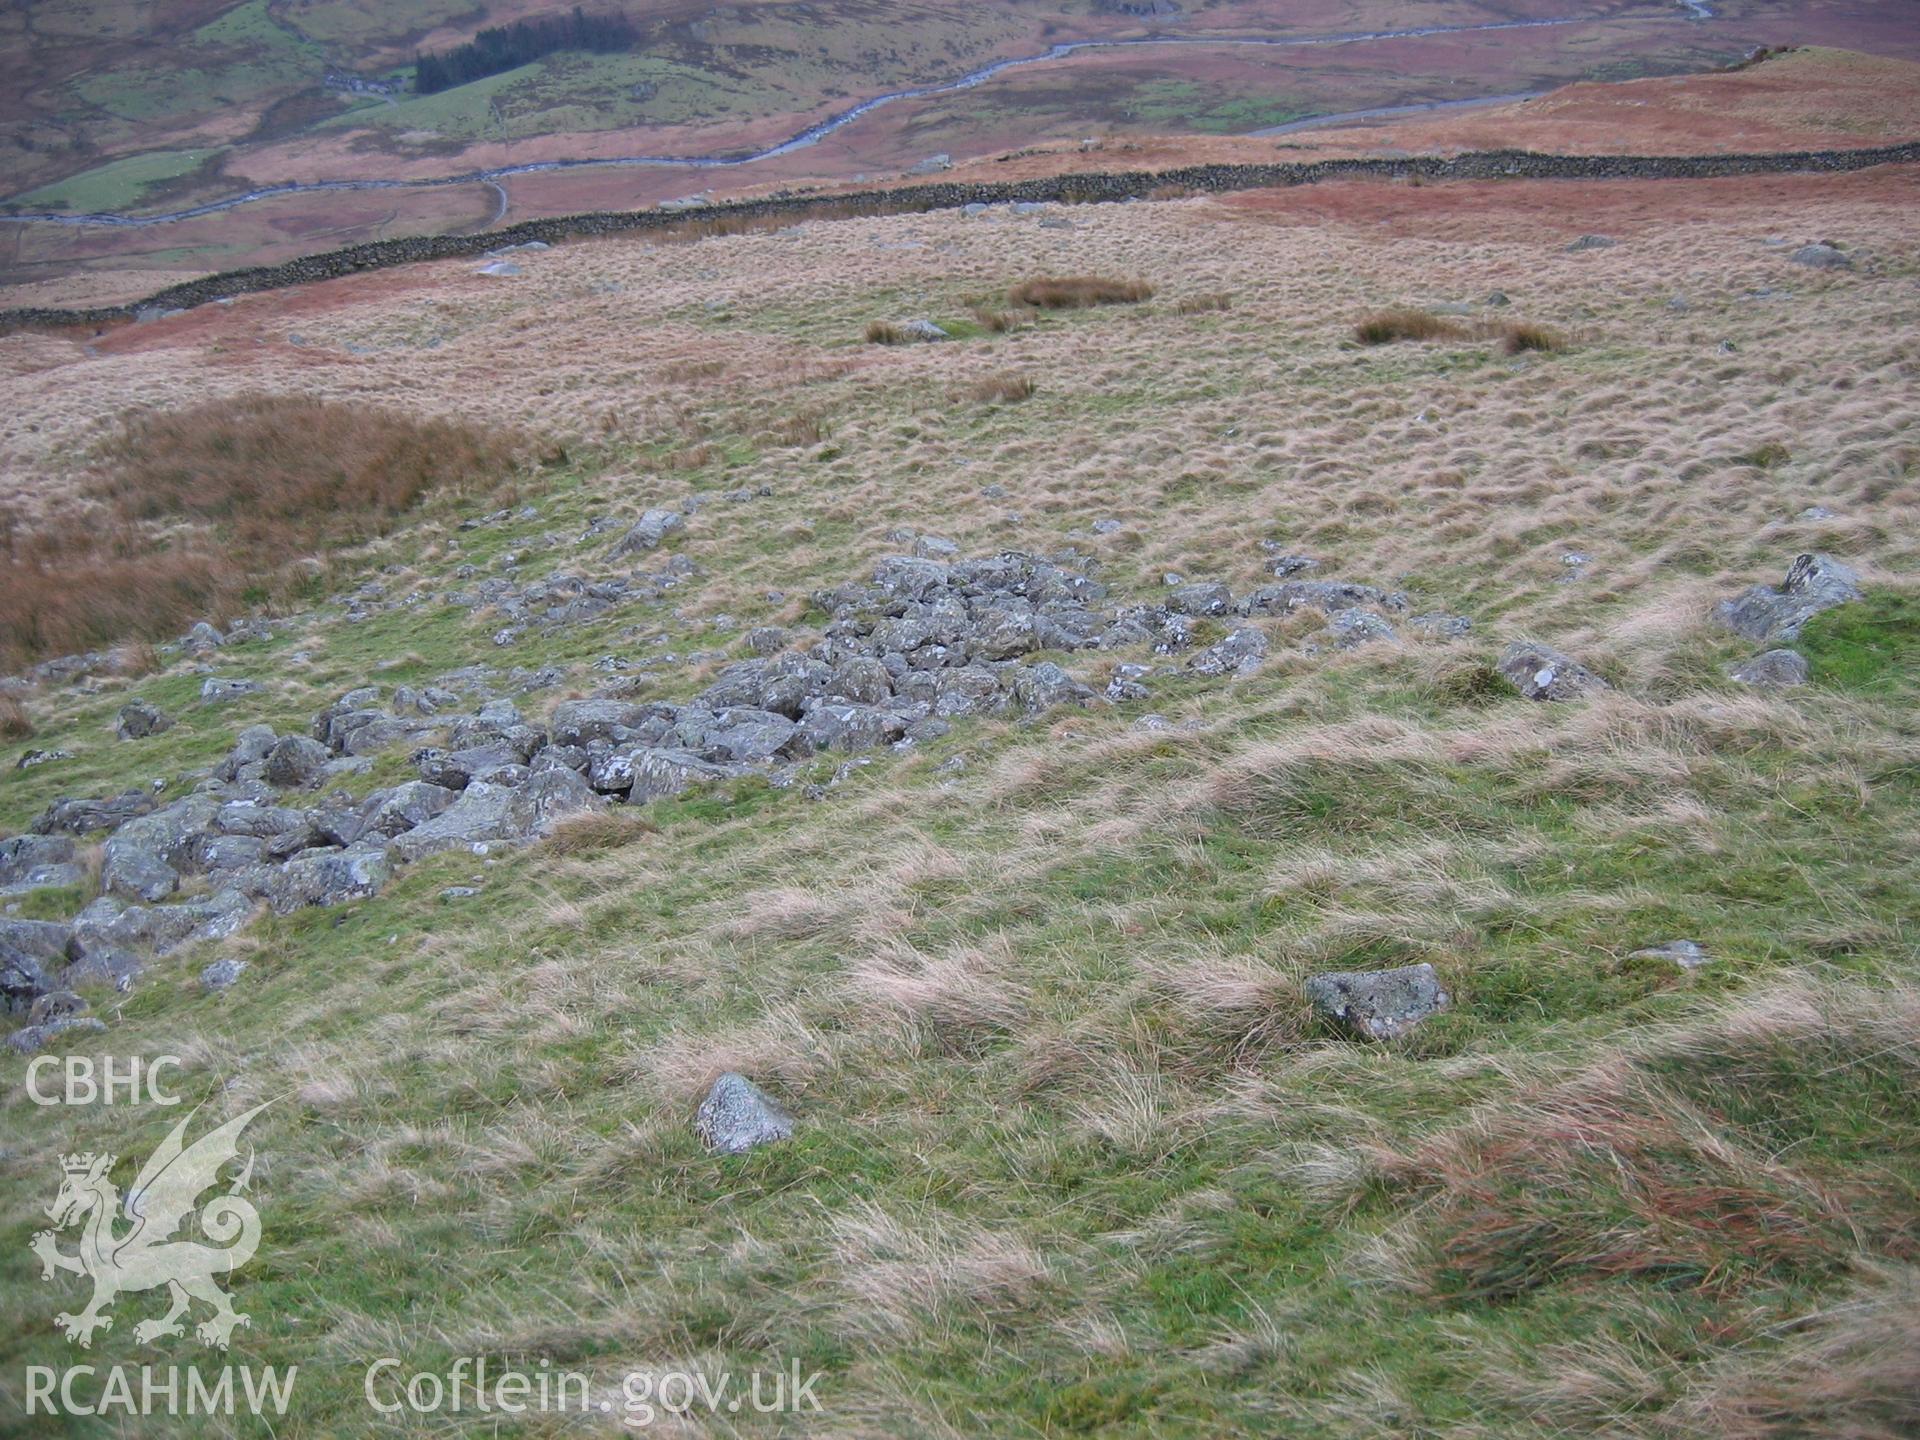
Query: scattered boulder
xmin=694 ymin=1072 xmax=794 ymax=1154
xmin=1325 ymin=608 xmax=1396 ymax=649
xmin=1182 ymin=629 xmax=1274 ymax=679
xmin=261 ymin=848 xmax=390 ymax=914
xmin=0 ymin=835 xmax=85 ymax=895
xmin=1727 ymin=648 xmax=1810 ymax=689
xmin=355 ymin=782 xmax=458 ymax=839
xmin=1497 ymin=640 xmax=1610 ymax=702
xmin=263 ymin=734 xmax=331 ymax=788
xmin=201 ymin=958 xmax=248 ymax=992
xmin=34 ymin=790 xmax=155 ymax=835
xmin=746 ymin=626 xmax=788 ymax=656
xmin=6 ymin=1016 xmax=107 ymax=1054
xmin=1566 ymin=234 xmax=1615 ymax=252
xmin=1629 ymin=939 xmax=1710 ymax=969
xmin=611 ymin=509 xmax=684 ymax=556
xmin=1715 ymin=552 xmax=1861 ymax=644
xmin=1791 ymin=243 xmax=1851 ymax=270
xmin=115 ymin=700 xmax=172 ymax=740
xmin=200 ymin=677 xmax=262 ymax=704
xmin=100 ymin=845 xmax=180 ymax=903
xmin=627 ymin=749 xmax=742 ymax=803
xmin=1306 ymin=963 xmax=1451 ymax=1040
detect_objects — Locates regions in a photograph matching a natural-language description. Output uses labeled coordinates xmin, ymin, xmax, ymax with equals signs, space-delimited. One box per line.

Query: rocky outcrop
xmin=610 ymin=509 xmax=684 ymax=556
xmin=1716 ymin=552 xmax=1861 ymax=644
xmin=2 ymin=545 xmax=1468 ymax=1055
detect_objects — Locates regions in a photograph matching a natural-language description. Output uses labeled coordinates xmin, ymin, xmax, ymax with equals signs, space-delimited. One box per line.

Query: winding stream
xmin=3 ymin=4 xmax=1716 ymax=228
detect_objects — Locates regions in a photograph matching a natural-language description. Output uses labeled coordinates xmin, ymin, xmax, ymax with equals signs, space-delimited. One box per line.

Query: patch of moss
xmin=1798 ymin=588 xmax=1920 ymax=695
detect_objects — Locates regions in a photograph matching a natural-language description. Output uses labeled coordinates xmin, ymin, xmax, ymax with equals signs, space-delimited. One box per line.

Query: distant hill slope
xmin=4 ymin=1 xmax=1919 ymax=296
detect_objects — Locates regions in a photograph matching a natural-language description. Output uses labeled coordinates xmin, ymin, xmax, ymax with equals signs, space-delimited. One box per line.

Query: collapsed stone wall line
xmin=3 ymin=143 xmax=1915 ymax=334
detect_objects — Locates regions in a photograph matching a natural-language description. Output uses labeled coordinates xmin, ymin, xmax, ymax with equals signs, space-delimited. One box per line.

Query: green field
xmin=12 ymin=149 xmax=223 ymax=213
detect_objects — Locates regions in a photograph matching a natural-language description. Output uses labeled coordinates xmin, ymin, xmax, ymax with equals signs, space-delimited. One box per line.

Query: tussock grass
xmin=968 ymin=372 xmax=1035 ymax=404
xmin=1500 ymin=320 xmax=1568 ymax=354
xmin=0 ymin=395 xmax=518 ymax=669
xmin=0 ymin=692 xmax=35 ymax=739
xmin=1008 ymin=275 xmax=1153 ymax=309
xmin=1175 ymin=292 xmax=1233 ymax=315
xmin=1354 ymin=307 xmax=1468 ymax=344
xmin=970 ymin=304 xmax=1035 ymax=333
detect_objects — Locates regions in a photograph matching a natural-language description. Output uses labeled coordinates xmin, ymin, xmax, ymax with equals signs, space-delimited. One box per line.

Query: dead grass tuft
xmin=968 ymin=373 xmax=1036 ymax=404
xmin=1354 ymin=308 xmax=1467 ymax=345
xmin=0 ymin=693 xmax=33 ymax=739
xmin=0 ymin=394 xmax=519 ymax=669
xmin=542 ymin=809 xmax=656 ymax=857
xmin=1501 ymin=320 xmax=1568 ymax=354
xmin=970 ymin=305 xmax=1035 ymax=333
xmin=1008 ymin=276 xmax=1153 ymax=309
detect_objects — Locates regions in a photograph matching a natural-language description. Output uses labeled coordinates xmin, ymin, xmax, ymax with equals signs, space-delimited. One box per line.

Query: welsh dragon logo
xmin=30 ymin=1103 xmax=270 ymax=1350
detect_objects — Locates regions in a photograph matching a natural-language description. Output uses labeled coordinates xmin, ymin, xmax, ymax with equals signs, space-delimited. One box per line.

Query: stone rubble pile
xmin=6 ymin=545 xmax=1850 ymax=1054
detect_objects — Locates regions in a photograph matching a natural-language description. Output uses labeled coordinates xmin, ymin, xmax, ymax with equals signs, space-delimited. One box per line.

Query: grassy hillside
xmin=0 ymin=160 xmax=1916 ymax=1435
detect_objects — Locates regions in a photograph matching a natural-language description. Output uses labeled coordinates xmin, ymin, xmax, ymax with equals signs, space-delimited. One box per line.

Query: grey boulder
xmin=1306 ymin=963 xmax=1451 ymax=1040
xmin=263 ymin=734 xmax=331 ymax=787
xmin=263 ymin=848 xmax=390 ymax=914
xmin=116 ymin=699 xmax=172 ymax=740
xmin=201 ymin=957 xmax=249 ymax=992
xmin=627 ymin=749 xmax=740 ymax=803
xmin=1497 ymin=640 xmax=1610 ymax=702
xmin=99 ymin=845 xmax=179 ymax=902
xmin=0 ymin=835 xmax=85 ymax=895
xmin=1715 ymin=553 xmax=1861 ymax=644
xmin=1728 ymin=648 xmax=1810 ymax=689
xmin=610 ymin=508 xmax=684 ymax=556
xmin=1186 ymin=628 xmax=1268 ymax=677
xmin=200 ymin=677 xmax=262 ymax=704
xmin=1629 ymin=939 xmax=1710 ymax=969
xmin=1791 ymin=243 xmax=1851 ymax=270
xmin=694 ymin=1072 xmax=794 ymax=1154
